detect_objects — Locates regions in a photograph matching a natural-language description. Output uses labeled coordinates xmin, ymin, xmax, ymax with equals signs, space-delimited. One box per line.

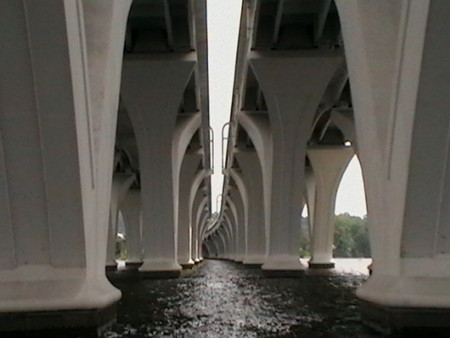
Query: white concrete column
xmin=235 ymin=150 xmax=266 ymax=265
xmin=0 ymin=0 xmax=130 ymax=322
xmin=337 ymin=0 xmax=450 ymax=328
xmin=197 ymin=200 xmax=210 ymax=260
xmin=223 ymin=211 xmax=238 ymax=260
xmin=177 ymin=152 xmax=202 ymax=267
xmin=106 ymin=174 xmax=135 ymax=268
xmin=191 ymin=190 xmax=207 ymax=262
xmin=121 ymin=188 xmax=142 ymax=267
xmin=237 ymin=112 xmax=273 ymax=264
xmin=227 ymin=187 xmax=246 ymax=262
xmin=221 ymin=218 xmax=234 ymax=259
xmin=250 ymin=52 xmax=344 ymax=273
xmin=305 ymin=165 xmax=316 ymax=242
xmin=121 ymin=57 xmax=195 ymax=275
xmin=307 ymin=146 xmax=354 ymax=268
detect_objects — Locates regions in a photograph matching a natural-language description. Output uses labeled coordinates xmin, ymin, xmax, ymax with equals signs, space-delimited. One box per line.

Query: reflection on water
xmin=105 ymin=259 xmax=379 ymax=337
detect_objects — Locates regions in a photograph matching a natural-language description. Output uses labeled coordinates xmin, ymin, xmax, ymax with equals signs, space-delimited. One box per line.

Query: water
xmin=105 ymin=259 xmax=380 ymax=337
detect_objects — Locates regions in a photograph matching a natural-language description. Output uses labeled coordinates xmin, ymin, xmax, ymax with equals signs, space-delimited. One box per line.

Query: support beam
xmin=307 ymin=146 xmax=353 ymax=268
xmin=250 ymin=51 xmax=344 ymax=275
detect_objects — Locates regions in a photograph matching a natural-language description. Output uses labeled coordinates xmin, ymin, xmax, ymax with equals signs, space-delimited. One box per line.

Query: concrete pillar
xmin=106 ymin=174 xmax=135 ymax=269
xmin=223 ymin=211 xmax=238 ymax=260
xmin=177 ymin=152 xmax=202 ymax=268
xmin=235 ymin=150 xmax=266 ymax=265
xmin=305 ymin=165 xmax=316 ymax=243
xmin=237 ymin=111 xmax=272 ymax=264
xmin=250 ymin=52 xmax=344 ymax=274
xmin=337 ymin=0 xmax=450 ymax=330
xmin=0 ymin=0 xmax=131 ymax=332
xmin=307 ymin=146 xmax=354 ymax=268
xmin=121 ymin=56 xmax=195 ymax=276
xmin=227 ymin=187 xmax=247 ymax=263
xmin=197 ymin=201 xmax=210 ymax=259
xmin=121 ymin=188 xmax=143 ymax=269
xmin=221 ymin=218 xmax=234 ymax=259
xmin=191 ymin=190 xmax=207 ymax=262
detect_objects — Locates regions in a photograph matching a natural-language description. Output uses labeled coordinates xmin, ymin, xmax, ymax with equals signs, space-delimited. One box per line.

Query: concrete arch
xmin=0 ymin=0 xmax=131 ymax=314
xmin=237 ymin=113 xmax=272 ymax=245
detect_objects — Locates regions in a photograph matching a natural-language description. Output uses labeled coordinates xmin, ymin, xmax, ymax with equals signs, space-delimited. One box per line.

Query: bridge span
xmin=1 ymin=0 xmax=450 ymax=335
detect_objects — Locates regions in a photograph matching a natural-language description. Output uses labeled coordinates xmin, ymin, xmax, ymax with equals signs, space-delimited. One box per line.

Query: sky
xmin=206 ymin=0 xmax=367 ymax=217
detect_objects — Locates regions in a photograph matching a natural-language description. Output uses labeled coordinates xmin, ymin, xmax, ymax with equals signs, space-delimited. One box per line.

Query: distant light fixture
xmin=344 ymin=140 xmax=352 ymax=147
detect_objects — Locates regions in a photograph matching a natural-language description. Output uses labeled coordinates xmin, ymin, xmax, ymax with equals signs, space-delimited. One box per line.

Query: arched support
xmin=250 ymin=51 xmax=344 ymax=275
xmin=224 ymin=199 xmax=241 ymax=261
xmin=177 ymin=152 xmax=202 ymax=268
xmin=305 ymin=165 xmax=316 ymax=242
xmin=307 ymin=146 xmax=354 ymax=268
xmin=106 ymin=173 xmax=135 ymax=269
xmin=122 ymin=188 xmax=143 ymax=269
xmin=223 ymin=211 xmax=238 ymax=261
xmin=0 ymin=0 xmax=131 ymax=331
xmin=121 ymin=55 xmax=195 ymax=276
xmin=337 ymin=0 xmax=450 ymax=330
xmin=237 ymin=112 xmax=273 ymax=256
xmin=226 ymin=187 xmax=246 ymax=262
xmin=229 ymin=169 xmax=250 ymax=260
xmin=191 ymin=190 xmax=207 ymax=262
xmin=235 ymin=150 xmax=266 ymax=266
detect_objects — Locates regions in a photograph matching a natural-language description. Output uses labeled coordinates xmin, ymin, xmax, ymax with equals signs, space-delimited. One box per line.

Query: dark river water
xmin=105 ymin=259 xmax=383 ymax=337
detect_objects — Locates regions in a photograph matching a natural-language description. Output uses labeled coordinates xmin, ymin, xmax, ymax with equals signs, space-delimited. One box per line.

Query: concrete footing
xmin=361 ymin=300 xmax=450 ymax=334
xmin=0 ymin=303 xmax=116 ymax=337
xmin=181 ymin=263 xmax=195 ymax=270
xmin=308 ymin=262 xmax=335 ymax=269
xmin=124 ymin=261 xmax=143 ymax=270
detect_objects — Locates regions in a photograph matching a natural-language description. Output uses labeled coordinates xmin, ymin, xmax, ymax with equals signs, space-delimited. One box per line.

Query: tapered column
xmin=122 ymin=188 xmax=143 ymax=269
xmin=223 ymin=211 xmax=238 ymax=260
xmin=227 ymin=187 xmax=246 ymax=262
xmin=250 ymin=52 xmax=343 ymax=274
xmin=191 ymin=190 xmax=206 ymax=263
xmin=307 ymin=146 xmax=354 ymax=268
xmin=0 ymin=0 xmax=131 ymax=332
xmin=235 ymin=150 xmax=266 ymax=265
xmin=106 ymin=174 xmax=135 ymax=269
xmin=305 ymin=165 xmax=316 ymax=241
xmin=121 ymin=56 xmax=195 ymax=276
xmin=177 ymin=152 xmax=202 ymax=268
xmin=338 ymin=0 xmax=450 ymax=330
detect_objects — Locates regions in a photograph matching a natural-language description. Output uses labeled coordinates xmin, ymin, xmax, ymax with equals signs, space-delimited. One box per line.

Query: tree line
xmin=300 ymin=213 xmax=371 ymax=258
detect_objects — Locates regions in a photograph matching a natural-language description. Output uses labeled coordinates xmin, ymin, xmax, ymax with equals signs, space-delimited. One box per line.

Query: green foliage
xmin=333 ymin=213 xmax=371 ymax=257
xmin=115 ymin=237 xmax=128 ymax=260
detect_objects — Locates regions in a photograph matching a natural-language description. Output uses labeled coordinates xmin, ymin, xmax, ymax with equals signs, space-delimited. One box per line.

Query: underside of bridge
xmin=1 ymin=0 xmax=450 ymax=335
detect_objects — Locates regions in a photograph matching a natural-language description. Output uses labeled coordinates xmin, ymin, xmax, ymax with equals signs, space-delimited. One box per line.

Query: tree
xmin=333 ymin=213 xmax=371 ymax=257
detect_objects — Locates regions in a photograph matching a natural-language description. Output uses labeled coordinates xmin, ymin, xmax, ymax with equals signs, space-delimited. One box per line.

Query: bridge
xmin=1 ymin=0 xmax=450 ymax=335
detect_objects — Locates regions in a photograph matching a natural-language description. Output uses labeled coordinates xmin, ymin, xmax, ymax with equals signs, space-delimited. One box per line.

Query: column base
xmin=124 ymin=261 xmax=143 ymax=270
xmin=139 ymin=259 xmax=181 ymax=279
xmin=262 ymin=255 xmax=307 ymax=277
xmin=0 ymin=303 xmax=116 ymax=336
xmin=105 ymin=262 xmax=118 ymax=272
xmin=243 ymin=255 xmax=265 ymax=267
xmin=180 ymin=259 xmax=195 ymax=270
xmin=360 ymin=300 xmax=450 ymax=334
xmin=308 ymin=262 xmax=335 ymax=269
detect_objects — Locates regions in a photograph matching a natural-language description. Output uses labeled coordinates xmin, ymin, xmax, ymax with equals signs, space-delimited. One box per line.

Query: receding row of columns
xmin=211 ymin=0 xmax=450 ymax=331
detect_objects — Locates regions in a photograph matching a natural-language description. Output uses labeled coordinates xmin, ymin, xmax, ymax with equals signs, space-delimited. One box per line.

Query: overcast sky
xmin=206 ymin=0 xmax=367 ymax=217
